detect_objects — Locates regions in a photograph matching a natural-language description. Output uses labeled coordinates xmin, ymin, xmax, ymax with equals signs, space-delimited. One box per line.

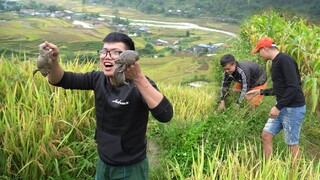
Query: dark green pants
xmin=95 ymin=157 xmax=149 ymax=180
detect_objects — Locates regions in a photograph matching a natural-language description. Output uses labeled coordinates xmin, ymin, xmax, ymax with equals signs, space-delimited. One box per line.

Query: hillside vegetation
xmin=14 ymin=0 xmax=319 ymax=23
xmin=107 ymin=0 xmax=320 ymax=22
xmin=0 ymin=5 xmax=319 ymax=180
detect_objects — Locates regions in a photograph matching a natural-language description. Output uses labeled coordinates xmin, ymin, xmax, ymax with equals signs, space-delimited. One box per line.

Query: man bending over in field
xmin=218 ymin=54 xmax=267 ymax=110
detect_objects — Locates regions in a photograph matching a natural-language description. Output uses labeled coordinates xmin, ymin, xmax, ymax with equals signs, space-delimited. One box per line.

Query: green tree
xmin=47 ymin=5 xmax=63 ymax=13
xmin=186 ymin=30 xmax=190 ymax=37
xmin=143 ymin=43 xmax=155 ymax=54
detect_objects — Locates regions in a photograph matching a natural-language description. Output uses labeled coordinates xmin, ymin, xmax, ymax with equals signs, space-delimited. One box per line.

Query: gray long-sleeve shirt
xmin=221 ymin=61 xmax=267 ymax=104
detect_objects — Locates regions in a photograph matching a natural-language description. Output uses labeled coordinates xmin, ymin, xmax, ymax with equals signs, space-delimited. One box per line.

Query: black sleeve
xmin=221 ymin=73 xmax=232 ymax=100
xmin=50 ymin=71 xmax=96 ymax=90
xmin=237 ymin=68 xmax=248 ymax=104
xmin=260 ymin=88 xmax=275 ymax=96
xmin=150 ymin=96 xmax=173 ymax=123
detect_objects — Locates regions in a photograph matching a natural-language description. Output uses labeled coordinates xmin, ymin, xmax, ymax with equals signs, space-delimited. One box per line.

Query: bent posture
xmin=218 ymin=54 xmax=267 ymax=110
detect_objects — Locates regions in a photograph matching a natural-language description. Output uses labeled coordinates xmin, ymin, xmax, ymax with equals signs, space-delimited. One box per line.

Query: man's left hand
xmin=269 ymin=106 xmax=280 ymax=118
xmin=124 ymin=62 xmax=143 ymax=82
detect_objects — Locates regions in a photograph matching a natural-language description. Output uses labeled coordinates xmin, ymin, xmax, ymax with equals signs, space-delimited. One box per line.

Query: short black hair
xmin=220 ymin=54 xmax=236 ymax=67
xmin=102 ymin=32 xmax=135 ymax=50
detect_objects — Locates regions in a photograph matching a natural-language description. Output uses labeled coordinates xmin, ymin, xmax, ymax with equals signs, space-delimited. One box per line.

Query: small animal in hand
xmin=33 ymin=43 xmax=52 ymax=77
xmin=113 ymin=50 xmax=139 ymax=86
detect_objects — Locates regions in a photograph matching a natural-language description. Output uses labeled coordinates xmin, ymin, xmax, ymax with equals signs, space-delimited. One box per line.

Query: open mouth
xmin=104 ymin=62 xmax=114 ymax=68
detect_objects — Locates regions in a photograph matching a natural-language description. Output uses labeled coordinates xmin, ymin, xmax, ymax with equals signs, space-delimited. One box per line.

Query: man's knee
xmin=288 ymin=144 xmax=299 ymax=150
xmin=262 ymin=131 xmax=273 ymax=141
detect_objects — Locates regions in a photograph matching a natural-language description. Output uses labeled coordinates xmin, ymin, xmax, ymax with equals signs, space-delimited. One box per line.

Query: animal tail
xmin=113 ymin=71 xmax=125 ymax=86
xmin=33 ymin=69 xmax=39 ymax=76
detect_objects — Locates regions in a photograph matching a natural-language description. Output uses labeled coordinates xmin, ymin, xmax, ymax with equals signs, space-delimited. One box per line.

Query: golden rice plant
xmin=0 ymin=57 xmax=97 ymax=178
xmin=159 ymin=84 xmax=216 ymax=122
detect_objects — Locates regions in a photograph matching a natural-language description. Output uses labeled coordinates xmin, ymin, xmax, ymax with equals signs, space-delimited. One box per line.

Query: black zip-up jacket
xmin=221 ymin=61 xmax=267 ymax=104
xmin=260 ymin=52 xmax=305 ymax=110
xmin=52 ymin=70 xmax=173 ymax=166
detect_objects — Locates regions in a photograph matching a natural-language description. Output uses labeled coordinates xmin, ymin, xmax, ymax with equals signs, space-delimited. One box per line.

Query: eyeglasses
xmin=98 ymin=49 xmax=123 ymax=58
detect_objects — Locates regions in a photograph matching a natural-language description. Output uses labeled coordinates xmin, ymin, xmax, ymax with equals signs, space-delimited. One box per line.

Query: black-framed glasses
xmin=97 ymin=49 xmax=123 ymax=58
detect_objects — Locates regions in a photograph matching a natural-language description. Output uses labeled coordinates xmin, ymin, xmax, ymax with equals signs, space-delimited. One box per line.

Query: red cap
xmin=251 ymin=37 xmax=277 ymax=53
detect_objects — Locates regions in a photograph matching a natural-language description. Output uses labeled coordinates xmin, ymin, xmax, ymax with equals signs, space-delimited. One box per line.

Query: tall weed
xmin=167 ymin=141 xmax=320 ymax=179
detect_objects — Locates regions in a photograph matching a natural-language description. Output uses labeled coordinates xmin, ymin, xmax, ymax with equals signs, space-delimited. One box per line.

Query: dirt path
xmin=147 ymin=140 xmax=161 ymax=168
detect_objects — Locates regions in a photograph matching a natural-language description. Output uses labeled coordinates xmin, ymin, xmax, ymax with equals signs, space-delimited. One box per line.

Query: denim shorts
xmin=263 ymin=105 xmax=306 ymax=145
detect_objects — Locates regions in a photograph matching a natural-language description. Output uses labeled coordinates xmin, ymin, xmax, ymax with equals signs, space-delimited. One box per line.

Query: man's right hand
xmin=218 ymin=100 xmax=226 ymax=111
xmin=41 ymin=41 xmax=64 ymax=84
xmin=246 ymin=90 xmax=260 ymax=100
xmin=44 ymin=41 xmax=59 ymax=62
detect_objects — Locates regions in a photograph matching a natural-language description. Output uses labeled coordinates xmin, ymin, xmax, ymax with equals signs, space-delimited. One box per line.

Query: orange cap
xmin=251 ymin=36 xmax=277 ymax=53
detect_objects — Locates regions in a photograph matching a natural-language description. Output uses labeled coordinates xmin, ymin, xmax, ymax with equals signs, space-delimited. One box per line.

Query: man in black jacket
xmin=43 ymin=32 xmax=173 ymax=179
xmin=218 ymin=54 xmax=267 ymax=110
xmin=247 ymin=36 xmax=306 ymax=161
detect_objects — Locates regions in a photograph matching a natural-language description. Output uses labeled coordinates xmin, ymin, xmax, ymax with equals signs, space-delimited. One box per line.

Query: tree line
xmin=93 ymin=0 xmax=320 ymax=22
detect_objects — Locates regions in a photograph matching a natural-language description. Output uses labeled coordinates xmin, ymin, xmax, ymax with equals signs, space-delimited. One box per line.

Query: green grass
xmin=166 ymin=141 xmax=320 ymax=179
